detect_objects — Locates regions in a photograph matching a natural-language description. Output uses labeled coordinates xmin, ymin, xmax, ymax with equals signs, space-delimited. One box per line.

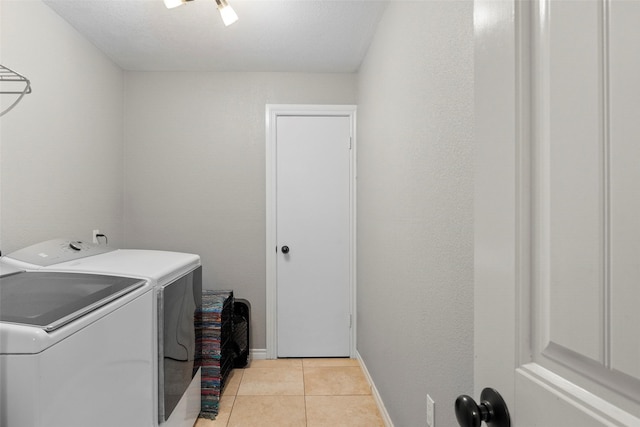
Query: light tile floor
xmin=194 ymin=358 xmax=385 ymax=427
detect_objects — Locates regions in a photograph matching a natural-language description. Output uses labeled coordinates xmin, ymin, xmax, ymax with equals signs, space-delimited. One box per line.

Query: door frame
xmin=265 ymin=104 xmax=357 ymax=359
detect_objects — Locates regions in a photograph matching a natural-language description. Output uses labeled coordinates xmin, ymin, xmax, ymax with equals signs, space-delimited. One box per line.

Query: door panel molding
xmin=529 ymin=0 xmax=640 ymax=409
xmin=265 ymin=104 xmax=357 ymax=359
xmin=542 ymin=343 xmax=640 ymax=406
xmin=533 ymin=0 xmax=608 ymax=365
xmin=517 ymin=364 xmax=640 ymax=427
xmin=475 ymin=0 xmax=640 ymax=423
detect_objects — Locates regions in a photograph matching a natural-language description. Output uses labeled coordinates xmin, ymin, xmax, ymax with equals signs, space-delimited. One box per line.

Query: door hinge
xmin=349 ymin=137 xmax=352 ymax=150
xmin=349 ymin=314 xmax=353 ymax=328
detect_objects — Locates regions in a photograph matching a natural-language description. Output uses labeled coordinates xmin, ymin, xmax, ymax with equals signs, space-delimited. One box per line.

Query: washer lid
xmin=0 ymin=260 xmax=23 ymax=278
xmin=0 ymin=272 xmax=145 ymax=331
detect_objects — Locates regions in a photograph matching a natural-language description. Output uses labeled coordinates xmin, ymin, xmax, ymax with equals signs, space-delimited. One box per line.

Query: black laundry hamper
xmin=232 ymin=298 xmax=250 ymax=368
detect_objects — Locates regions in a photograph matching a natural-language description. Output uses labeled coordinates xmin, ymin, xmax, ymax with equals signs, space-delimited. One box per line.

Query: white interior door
xmin=266 ymin=106 xmax=355 ymax=358
xmin=473 ymin=1 xmax=640 ymax=425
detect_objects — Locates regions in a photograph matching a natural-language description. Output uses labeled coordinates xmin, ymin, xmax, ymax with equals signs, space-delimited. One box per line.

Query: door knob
xmin=281 ymin=246 xmax=290 ymax=254
xmin=455 ymin=388 xmax=510 ymax=427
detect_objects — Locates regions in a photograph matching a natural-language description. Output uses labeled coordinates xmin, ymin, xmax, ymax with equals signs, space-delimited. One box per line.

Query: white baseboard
xmin=356 ymin=350 xmax=394 ymax=427
xmin=250 ymin=348 xmax=267 ymax=360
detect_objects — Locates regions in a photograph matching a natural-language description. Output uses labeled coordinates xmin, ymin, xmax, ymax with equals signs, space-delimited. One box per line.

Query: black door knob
xmin=281 ymin=246 xmax=290 ymax=254
xmin=455 ymin=388 xmax=510 ymax=427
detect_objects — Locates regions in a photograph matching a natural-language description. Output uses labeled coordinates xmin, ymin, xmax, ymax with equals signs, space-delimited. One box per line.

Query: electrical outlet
xmin=92 ymin=229 xmax=100 ymax=244
xmin=427 ymin=394 xmax=435 ymax=427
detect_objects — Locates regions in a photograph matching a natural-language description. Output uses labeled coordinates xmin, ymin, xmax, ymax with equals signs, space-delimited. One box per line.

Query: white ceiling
xmin=43 ymin=0 xmax=389 ymax=72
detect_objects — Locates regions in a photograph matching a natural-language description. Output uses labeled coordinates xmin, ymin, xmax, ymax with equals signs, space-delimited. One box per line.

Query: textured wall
xmin=123 ymin=72 xmax=357 ymax=349
xmin=356 ymin=2 xmax=474 ymax=426
xmin=1 ymin=5 xmax=475 ymax=425
xmin=0 ymin=0 xmax=125 ymax=254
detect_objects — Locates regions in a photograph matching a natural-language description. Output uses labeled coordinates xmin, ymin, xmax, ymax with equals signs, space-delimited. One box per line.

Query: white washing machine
xmin=0 ymin=259 xmax=155 ymax=427
xmin=2 ymin=239 xmax=203 ymax=427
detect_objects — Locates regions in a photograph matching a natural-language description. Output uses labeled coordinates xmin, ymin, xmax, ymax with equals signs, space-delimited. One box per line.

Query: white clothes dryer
xmin=2 ymin=239 xmax=203 ymax=427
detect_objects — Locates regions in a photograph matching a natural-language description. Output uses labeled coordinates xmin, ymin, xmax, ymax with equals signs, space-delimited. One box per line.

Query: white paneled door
xmin=266 ymin=106 xmax=355 ymax=358
xmin=472 ymin=1 xmax=640 ymax=426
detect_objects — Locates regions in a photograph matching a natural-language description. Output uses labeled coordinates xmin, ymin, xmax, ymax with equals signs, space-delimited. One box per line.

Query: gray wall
xmin=1 ymin=2 xmax=475 ymax=426
xmin=123 ymin=72 xmax=357 ymax=349
xmin=356 ymin=2 xmax=474 ymax=426
xmin=0 ymin=0 xmax=125 ymax=253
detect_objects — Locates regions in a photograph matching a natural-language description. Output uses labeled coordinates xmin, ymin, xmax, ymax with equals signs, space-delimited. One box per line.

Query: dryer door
xmin=158 ymin=266 xmax=202 ymax=423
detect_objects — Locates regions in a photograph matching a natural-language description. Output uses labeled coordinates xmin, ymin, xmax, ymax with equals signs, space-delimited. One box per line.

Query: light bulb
xmin=216 ymin=0 xmax=238 ymax=26
xmin=164 ymin=0 xmax=184 ymax=9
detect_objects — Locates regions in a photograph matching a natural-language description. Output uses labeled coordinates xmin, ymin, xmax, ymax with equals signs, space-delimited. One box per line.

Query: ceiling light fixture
xmin=215 ymin=0 xmax=238 ymax=26
xmin=163 ymin=0 xmax=188 ymax=9
xmin=163 ymin=0 xmax=238 ymax=26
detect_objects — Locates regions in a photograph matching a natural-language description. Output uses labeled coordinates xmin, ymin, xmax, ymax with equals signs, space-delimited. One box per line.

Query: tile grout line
xmin=302 ymin=359 xmax=308 ymax=426
xmin=225 ymin=368 xmax=244 ymax=427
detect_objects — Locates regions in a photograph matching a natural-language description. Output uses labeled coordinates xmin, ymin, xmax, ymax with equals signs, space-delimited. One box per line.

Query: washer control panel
xmin=3 ymin=238 xmax=115 ymax=267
